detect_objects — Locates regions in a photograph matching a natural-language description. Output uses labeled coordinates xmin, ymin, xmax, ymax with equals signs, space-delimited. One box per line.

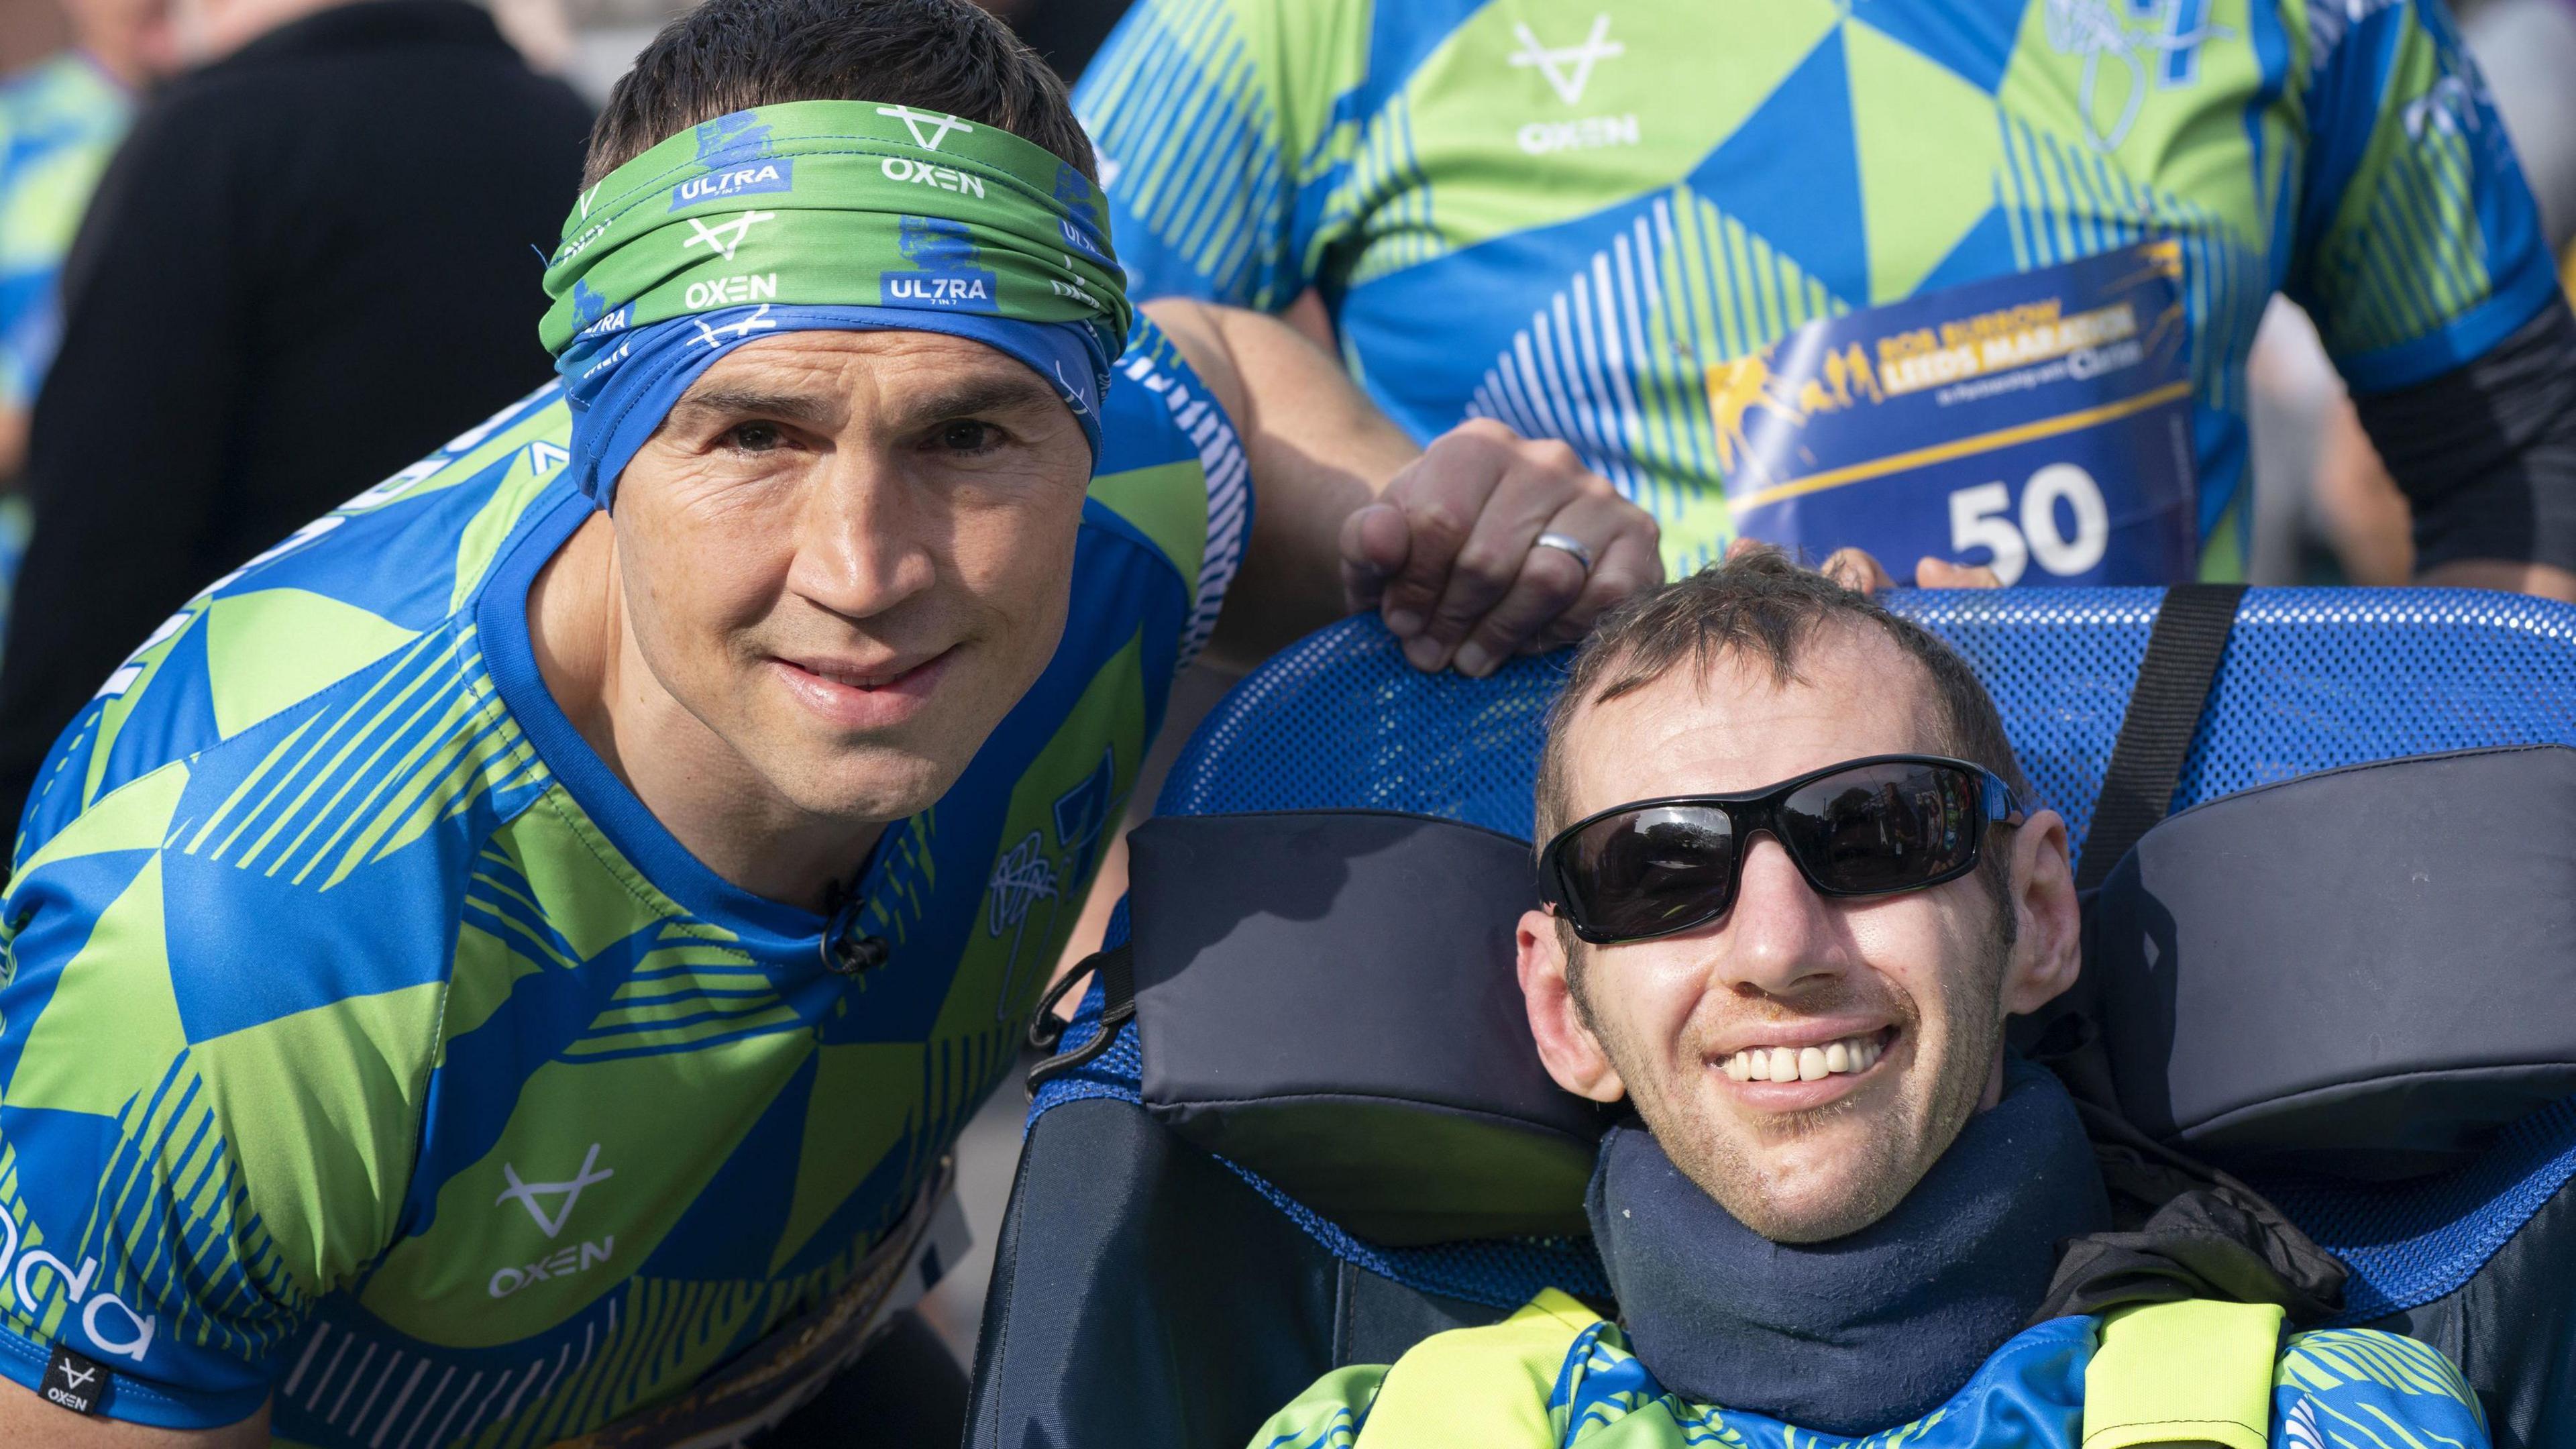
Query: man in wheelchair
xmin=1250 ymin=549 xmax=2489 ymax=1449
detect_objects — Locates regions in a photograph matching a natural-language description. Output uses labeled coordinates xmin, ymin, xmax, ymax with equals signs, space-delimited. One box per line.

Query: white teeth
xmin=1721 ymin=1033 xmax=1887 ymax=1083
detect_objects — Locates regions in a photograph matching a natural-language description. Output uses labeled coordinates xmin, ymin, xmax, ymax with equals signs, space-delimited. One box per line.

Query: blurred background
xmin=1 ymin=0 xmax=2571 ymax=1371
xmin=0 ymin=0 xmax=1137 ymax=95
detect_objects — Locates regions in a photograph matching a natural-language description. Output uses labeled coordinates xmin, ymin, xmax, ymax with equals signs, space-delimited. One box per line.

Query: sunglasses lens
xmin=1780 ymin=761 xmax=1982 ymax=894
xmin=1560 ymin=806 xmax=1738 ymax=940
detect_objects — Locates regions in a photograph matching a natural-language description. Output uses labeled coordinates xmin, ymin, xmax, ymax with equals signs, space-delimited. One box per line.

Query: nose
xmin=1713 ymin=834 xmax=1849 ymax=998
xmin=787 ymin=446 xmax=939 ymax=619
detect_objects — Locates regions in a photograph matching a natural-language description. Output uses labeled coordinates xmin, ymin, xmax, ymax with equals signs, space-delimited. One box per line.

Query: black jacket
xmin=0 ymin=0 xmax=589 ymax=833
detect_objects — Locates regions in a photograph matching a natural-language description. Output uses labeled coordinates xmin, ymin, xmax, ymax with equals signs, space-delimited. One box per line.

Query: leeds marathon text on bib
xmin=1715 ymin=240 xmax=2195 ymax=586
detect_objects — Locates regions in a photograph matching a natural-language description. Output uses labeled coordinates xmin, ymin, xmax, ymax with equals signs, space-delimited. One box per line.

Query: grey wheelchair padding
xmin=2092 ymin=745 xmax=2576 ymax=1179
xmin=965 ymin=1097 xmax=1507 ymax=1449
xmin=1127 ymin=810 xmax=1607 ymax=1244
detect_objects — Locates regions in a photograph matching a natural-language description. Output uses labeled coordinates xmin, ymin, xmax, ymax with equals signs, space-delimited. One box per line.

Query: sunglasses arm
xmin=1980 ymin=770 xmax=2028 ymax=827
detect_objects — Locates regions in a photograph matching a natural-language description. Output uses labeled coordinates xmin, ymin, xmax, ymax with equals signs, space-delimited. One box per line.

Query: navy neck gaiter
xmin=1587 ymin=1056 xmax=2110 ymax=1436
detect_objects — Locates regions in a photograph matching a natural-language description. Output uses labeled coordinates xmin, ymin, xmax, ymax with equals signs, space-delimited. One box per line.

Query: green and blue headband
xmin=541 ymin=99 xmax=1132 ymax=506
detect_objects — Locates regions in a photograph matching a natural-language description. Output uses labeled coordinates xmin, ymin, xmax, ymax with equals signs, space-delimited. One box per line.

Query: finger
xmin=1338 ymin=502 xmax=1411 ymax=616
xmin=1725 ymin=535 xmax=1767 ymax=562
xmin=1915 ymin=556 xmax=2005 ymax=590
xmin=1821 ymin=547 xmax=1897 ymax=596
xmin=1448 ymin=536 xmax=1595 ymax=676
xmin=1521 ymin=497 xmax=1662 ymax=645
xmin=1373 ymin=440 xmax=1511 ymax=648
xmin=1529 ymin=524 xmax=1664 ymax=650
xmin=1411 ymin=440 xmax=1597 ymax=669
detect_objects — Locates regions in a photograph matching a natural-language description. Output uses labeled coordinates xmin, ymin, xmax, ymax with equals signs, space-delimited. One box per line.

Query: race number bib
xmin=1711 ymin=241 xmax=2196 ymax=585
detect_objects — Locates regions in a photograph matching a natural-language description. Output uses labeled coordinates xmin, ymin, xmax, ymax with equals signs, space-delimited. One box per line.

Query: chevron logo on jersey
xmin=1509 ymin=14 xmax=1625 ymax=104
xmin=496 ymin=1145 xmax=614 ymax=1238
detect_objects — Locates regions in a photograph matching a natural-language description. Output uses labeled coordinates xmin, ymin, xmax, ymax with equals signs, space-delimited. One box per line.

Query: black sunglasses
xmin=1537 ymin=754 xmax=2025 ymax=945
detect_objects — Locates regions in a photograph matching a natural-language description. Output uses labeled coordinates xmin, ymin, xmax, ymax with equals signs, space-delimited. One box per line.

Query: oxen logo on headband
xmin=682 ymin=210 xmax=775 ymax=264
xmin=876 ymin=104 xmax=975 ymax=152
xmin=670 ymin=111 xmax=794 ymax=210
xmin=882 ymin=216 xmax=999 ymax=312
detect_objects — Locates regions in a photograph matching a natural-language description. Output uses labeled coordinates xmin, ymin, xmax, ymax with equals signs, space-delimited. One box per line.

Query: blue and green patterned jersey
xmin=0 ymin=50 xmax=129 ymax=414
xmin=0 ymin=313 xmax=1251 ymax=1444
xmin=1080 ymin=0 xmax=2561 ymax=577
xmin=1250 ymin=1290 xmax=2489 ymax=1449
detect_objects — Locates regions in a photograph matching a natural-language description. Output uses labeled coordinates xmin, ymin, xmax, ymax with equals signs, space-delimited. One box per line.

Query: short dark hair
xmin=584 ymin=0 xmax=1093 ymax=188
xmin=1535 ymin=545 xmax=2031 ymax=843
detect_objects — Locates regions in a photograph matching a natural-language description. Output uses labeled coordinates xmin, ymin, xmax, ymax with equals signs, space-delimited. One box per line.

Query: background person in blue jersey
xmin=1248 ymin=550 xmax=2491 ymax=1448
xmin=0 ymin=4 xmax=1660 ymax=1448
xmin=0 ymin=0 xmax=157 ymax=652
xmin=0 ymin=0 xmax=150 ymax=480
xmin=1079 ymin=0 xmax=2576 ymax=659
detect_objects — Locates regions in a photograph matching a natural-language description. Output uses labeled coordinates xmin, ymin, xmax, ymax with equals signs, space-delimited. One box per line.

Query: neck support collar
xmin=1588 ymin=1056 xmax=2110 ymax=1435
xmin=537 ymin=101 xmax=1132 ymax=506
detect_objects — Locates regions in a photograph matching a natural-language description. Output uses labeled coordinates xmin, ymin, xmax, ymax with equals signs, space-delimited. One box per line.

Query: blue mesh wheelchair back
xmin=967 ymin=587 xmax=2576 ymax=1449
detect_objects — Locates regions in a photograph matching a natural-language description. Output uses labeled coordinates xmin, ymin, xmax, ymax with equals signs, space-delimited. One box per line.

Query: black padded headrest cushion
xmin=1126 ymin=810 xmax=1606 ymax=1244
xmin=2091 ymin=745 xmax=2576 ymax=1180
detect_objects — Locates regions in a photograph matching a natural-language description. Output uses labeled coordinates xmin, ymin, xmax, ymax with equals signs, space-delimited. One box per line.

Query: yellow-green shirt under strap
xmin=1246 ymin=1290 xmax=2489 ymax=1449
xmin=2084 ymin=1299 xmax=2282 ymax=1449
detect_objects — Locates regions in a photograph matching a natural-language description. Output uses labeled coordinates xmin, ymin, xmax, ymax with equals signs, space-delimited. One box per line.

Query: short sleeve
xmin=0 ymin=763 xmax=433 ymax=1429
xmin=2288 ymin=0 xmax=2563 ymax=394
xmin=1092 ymin=315 xmax=1254 ymax=673
xmin=2272 ymin=1329 xmax=2491 ymax=1448
xmin=1073 ymin=0 xmax=1371 ymax=311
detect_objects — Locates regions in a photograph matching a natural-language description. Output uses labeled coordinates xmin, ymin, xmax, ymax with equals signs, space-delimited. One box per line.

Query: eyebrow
xmin=666 ymin=387 xmax=844 ymax=431
xmin=891 ymin=373 xmax=1065 ymax=425
xmin=665 ymin=373 xmax=1065 ymax=434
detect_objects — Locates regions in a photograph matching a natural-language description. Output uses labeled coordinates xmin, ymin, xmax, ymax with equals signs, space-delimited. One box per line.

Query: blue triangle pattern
xmin=100 ymin=615 xmax=220 ymax=794
xmin=1684 ymin=30 xmax=1868 ymax=307
xmin=644 ymin=1049 xmax=816 ymax=1281
xmin=1914 ymin=202 xmax=2023 ymax=296
xmin=1847 ymin=0 xmax=2029 ymax=95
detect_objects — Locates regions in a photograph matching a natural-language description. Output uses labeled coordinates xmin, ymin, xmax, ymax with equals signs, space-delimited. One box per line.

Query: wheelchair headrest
xmin=1123 ymin=809 xmax=1607 ymax=1244
xmin=2092 ymin=745 xmax=2576 ymax=1181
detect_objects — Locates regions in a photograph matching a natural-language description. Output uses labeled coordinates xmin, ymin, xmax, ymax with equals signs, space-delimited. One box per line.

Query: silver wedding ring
xmin=1533 ymin=531 xmax=1596 ymax=574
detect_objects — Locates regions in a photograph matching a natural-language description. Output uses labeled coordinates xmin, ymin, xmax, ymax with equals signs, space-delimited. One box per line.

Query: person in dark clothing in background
xmin=0 ymin=0 xmax=589 ymax=831
xmin=993 ymin=0 xmax=1131 ymax=79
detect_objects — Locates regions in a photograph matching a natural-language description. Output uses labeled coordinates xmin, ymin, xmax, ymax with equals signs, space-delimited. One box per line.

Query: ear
xmin=1517 ymin=908 xmax=1627 ymax=1103
xmin=1998 ymin=808 xmax=2082 ymax=1017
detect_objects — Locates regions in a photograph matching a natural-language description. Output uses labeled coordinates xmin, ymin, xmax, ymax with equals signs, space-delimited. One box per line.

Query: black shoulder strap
xmin=1024 ymin=941 xmax=1135 ymax=1091
xmin=2074 ymin=584 xmax=2246 ymax=892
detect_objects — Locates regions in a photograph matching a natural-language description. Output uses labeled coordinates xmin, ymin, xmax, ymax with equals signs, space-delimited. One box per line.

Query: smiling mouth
xmin=765 ymin=647 xmax=957 ymax=731
xmin=776 ymin=650 xmax=945 ymax=690
xmin=1718 ymin=1027 xmax=1898 ymax=1084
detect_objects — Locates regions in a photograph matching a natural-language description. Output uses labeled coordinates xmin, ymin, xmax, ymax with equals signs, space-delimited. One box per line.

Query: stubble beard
xmin=1586 ymin=934 xmax=2012 ymax=1245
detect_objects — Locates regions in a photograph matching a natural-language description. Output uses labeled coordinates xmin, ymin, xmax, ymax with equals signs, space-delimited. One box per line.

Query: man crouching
xmin=1249 ymin=549 xmax=2487 ymax=1449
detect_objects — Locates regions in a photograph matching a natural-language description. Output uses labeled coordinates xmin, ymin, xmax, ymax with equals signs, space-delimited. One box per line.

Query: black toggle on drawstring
xmin=820 ymin=875 xmax=891 ymax=977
